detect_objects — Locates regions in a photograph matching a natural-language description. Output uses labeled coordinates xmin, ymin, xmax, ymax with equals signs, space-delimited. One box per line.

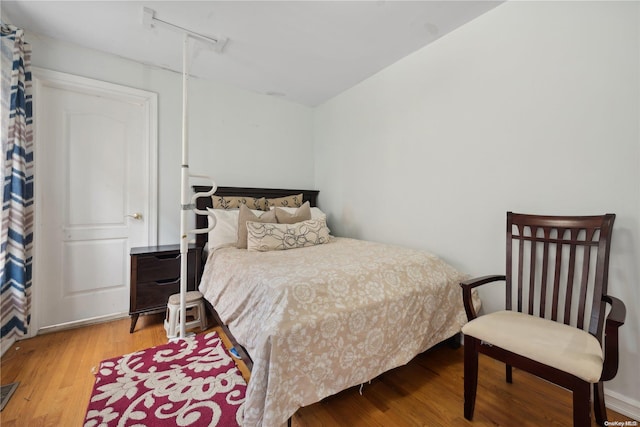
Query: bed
xmin=193 ymin=186 xmax=479 ymax=427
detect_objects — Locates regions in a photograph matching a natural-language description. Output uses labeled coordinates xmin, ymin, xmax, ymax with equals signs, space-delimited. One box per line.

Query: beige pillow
xmin=266 ymin=193 xmax=304 ymax=208
xmin=275 ymin=205 xmax=327 ymax=222
xmin=246 ymin=218 xmax=331 ymax=252
xmin=275 ymin=201 xmax=311 ymax=224
xmin=212 ymin=195 xmax=267 ymax=211
xmin=237 ymin=204 xmax=277 ymax=249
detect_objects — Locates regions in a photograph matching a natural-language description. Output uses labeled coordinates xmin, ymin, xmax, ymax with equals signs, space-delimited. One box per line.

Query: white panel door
xmin=34 ymin=70 xmax=157 ymax=330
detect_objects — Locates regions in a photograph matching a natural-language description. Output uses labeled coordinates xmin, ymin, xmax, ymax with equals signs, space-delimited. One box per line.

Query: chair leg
xmin=573 ymin=382 xmax=591 ymax=427
xmin=464 ymin=336 xmax=479 ymax=420
xmin=594 ymin=382 xmax=608 ymax=426
xmin=506 ymin=364 xmax=512 ymax=384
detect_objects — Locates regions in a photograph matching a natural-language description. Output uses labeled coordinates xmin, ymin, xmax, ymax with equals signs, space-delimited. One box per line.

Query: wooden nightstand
xmin=129 ymin=244 xmax=202 ymax=333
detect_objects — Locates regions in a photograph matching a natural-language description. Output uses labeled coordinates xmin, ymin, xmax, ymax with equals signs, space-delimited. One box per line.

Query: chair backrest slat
xmin=527 ymin=227 xmax=537 ymax=315
xmin=505 ymin=212 xmax=615 ymax=340
xmin=517 ymin=236 xmax=524 ymax=312
xmin=563 ymin=231 xmax=578 ymax=325
xmin=539 ymin=228 xmax=550 ymax=317
xmin=576 ymin=231 xmax=595 ymax=329
xmin=551 ymin=231 xmax=563 ymax=322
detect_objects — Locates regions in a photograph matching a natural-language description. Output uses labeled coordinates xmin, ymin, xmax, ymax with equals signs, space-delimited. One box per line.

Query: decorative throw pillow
xmin=237 ymin=204 xmax=277 ymax=249
xmin=246 ymin=218 xmax=331 ymax=252
xmin=266 ymin=193 xmax=304 ymax=208
xmin=212 ymin=195 xmax=267 ymax=211
xmin=274 ymin=201 xmax=311 ymax=224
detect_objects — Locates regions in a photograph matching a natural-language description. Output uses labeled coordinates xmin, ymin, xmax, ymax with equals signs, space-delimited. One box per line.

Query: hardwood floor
xmin=1 ymin=314 xmax=635 ymax=426
xmin=294 ymin=348 xmax=636 ymax=427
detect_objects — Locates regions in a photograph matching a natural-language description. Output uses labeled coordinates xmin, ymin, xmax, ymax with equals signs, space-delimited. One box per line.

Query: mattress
xmin=199 ymin=237 xmax=479 ymax=427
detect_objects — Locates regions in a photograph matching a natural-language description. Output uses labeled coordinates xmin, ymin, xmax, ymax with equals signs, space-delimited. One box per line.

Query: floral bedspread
xmin=199 ymin=237 xmax=479 ymax=427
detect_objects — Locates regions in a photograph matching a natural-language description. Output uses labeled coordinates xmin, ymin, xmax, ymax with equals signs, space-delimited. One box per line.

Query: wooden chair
xmin=460 ymin=212 xmax=626 ymax=426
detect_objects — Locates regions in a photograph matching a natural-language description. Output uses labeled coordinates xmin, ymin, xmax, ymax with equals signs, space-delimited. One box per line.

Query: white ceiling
xmin=2 ymin=1 xmax=502 ymax=106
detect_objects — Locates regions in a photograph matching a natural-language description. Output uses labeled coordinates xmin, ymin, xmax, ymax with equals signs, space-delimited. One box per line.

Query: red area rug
xmin=83 ymin=332 xmax=246 ymax=427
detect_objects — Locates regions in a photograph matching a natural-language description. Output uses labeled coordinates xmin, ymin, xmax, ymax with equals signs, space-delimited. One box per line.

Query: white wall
xmin=26 ymin=32 xmax=315 ymax=244
xmin=314 ymin=1 xmax=640 ymax=417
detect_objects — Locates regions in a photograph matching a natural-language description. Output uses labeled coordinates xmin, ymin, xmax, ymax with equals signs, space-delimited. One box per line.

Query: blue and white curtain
xmin=0 ymin=23 xmax=34 ymax=348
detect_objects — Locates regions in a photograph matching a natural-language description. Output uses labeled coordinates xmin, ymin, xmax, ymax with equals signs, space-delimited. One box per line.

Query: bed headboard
xmin=192 ymin=186 xmax=320 ymax=249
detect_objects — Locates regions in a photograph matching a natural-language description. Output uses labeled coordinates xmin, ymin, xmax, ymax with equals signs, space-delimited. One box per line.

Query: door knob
xmin=126 ymin=213 xmax=143 ymax=220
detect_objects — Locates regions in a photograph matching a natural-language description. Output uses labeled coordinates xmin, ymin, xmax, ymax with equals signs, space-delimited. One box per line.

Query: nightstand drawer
xmin=135 ymin=279 xmax=183 ymax=312
xmin=136 ymin=253 xmax=181 ymax=282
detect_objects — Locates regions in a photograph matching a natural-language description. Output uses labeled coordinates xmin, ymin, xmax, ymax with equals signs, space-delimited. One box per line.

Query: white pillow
xmin=206 ymin=208 xmax=264 ymax=251
xmin=271 ymin=206 xmax=327 ymax=222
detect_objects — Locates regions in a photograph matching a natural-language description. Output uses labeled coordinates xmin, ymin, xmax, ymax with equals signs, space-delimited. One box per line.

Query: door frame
xmin=31 ymin=68 xmax=158 ymax=337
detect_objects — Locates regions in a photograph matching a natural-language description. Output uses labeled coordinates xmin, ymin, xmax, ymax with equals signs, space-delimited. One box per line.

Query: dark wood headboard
xmin=192 ymin=186 xmax=320 ymax=249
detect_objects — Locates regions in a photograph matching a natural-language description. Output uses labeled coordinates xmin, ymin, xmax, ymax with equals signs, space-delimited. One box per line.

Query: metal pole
xmin=143 ymin=6 xmax=225 ymax=342
xmin=179 ymin=33 xmax=190 ymax=340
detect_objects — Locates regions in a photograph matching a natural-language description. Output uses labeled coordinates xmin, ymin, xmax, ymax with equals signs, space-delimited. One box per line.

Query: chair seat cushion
xmin=461 ymin=310 xmax=603 ymax=383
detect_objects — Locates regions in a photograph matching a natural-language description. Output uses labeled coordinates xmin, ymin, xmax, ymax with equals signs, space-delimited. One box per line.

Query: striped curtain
xmin=0 ymin=23 xmax=34 ymax=348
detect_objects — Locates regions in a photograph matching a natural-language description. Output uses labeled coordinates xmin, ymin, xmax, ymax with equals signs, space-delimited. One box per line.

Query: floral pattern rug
xmin=84 ymin=332 xmax=246 ymax=427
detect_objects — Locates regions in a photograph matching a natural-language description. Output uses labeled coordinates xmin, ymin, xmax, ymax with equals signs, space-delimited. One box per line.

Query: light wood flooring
xmin=1 ymin=313 xmax=636 ymax=426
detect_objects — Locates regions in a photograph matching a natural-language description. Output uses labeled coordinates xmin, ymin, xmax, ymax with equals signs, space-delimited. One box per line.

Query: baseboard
xmin=606 ymin=389 xmax=640 ymax=421
xmin=37 ymin=312 xmax=129 ymax=335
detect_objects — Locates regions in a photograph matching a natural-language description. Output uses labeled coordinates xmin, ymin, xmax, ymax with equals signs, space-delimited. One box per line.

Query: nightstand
xmin=129 ymin=244 xmax=202 ymax=333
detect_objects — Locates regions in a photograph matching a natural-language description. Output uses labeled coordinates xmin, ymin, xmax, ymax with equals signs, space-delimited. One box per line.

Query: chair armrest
xmin=603 ymin=295 xmax=626 ymax=327
xmin=460 ymin=275 xmax=506 ymax=321
xmin=600 ymin=295 xmax=626 ymax=381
